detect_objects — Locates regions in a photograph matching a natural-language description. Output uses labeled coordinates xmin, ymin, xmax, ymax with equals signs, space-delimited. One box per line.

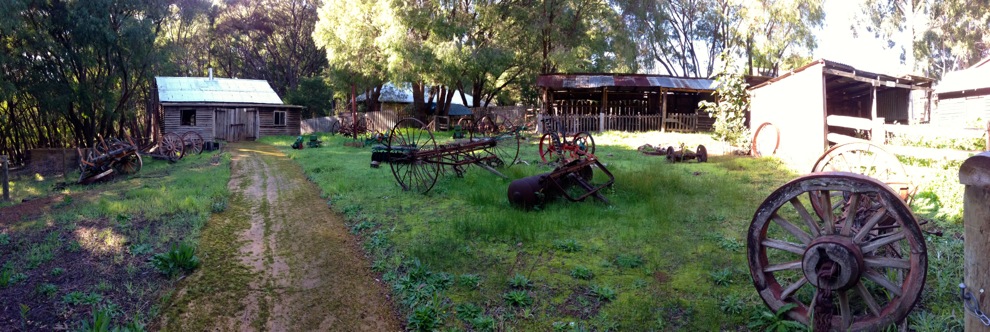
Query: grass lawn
xmin=263 ymin=130 xmax=965 ymax=331
xmin=0 ymin=152 xmax=230 ymax=329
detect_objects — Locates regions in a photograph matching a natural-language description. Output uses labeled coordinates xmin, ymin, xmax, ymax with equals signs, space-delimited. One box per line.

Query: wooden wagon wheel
xmin=472 ymin=115 xmax=520 ymax=167
xmin=570 ymin=131 xmax=596 ymax=159
xmin=161 ymin=132 xmax=185 ymax=162
xmin=182 ymin=131 xmax=205 ymax=155
xmin=387 ymin=118 xmax=440 ymax=194
xmin=113 ymin=153 xmax=142 ymax=175
xmin=752 ymin=122 xmax=780 ymax=157
xmin=329 ymin=120 xmax=341 ymax=136
xmin=747 ymin=172 xmax=926 ymax=331
xmin=812 ymin=142 xmax=914 ymax=204
xmin=538 ymin=133 xmax=561 ymax=163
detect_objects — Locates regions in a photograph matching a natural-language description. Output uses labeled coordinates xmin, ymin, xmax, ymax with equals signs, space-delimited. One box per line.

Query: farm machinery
xmin=370 ymin=116 xmax=520 ymax=193
xmin=77 ymin=137 xmax=143 ymax=184
xmin=506 ymin=153 xmax=614 ymax=209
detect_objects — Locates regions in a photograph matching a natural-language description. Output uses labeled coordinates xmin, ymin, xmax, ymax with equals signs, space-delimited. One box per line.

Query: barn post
xmin=599 ymin=87 xmax=608 ymax=133
xmin=959 ymin=152 xmax=990 ymax=331
xmin=661 ymin=88 xmax=668 ymax=133
xmin=2 ymin=155 xmax=9 ymax=201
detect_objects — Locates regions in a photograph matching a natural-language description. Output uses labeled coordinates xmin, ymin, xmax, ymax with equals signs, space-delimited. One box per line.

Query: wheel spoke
xmin=853 ymin=207 xmax=889 ymax=243
xmin=772 ymin=213 xmax=813 ymax=245
xmin=838 ymin=290 xmax=853 ymax=329
xmin=856 ymin=280 xmax=882 ymax=317
xmin=781 ymin=276 xmax=807 ymax=299
xmin=789 ymin=197 xmax=821 ymax=237
xmin=840 ymin=193 xmax=861 ymax=236
xmin=762 ymin=239 xmax=805 ymax=255
xmin=818 ymin=191 xmax=835 ymax=234
xmin=861 ymin=231 xmax=906 ymax=253
xmin=864 ymin=268 xmax=903 ymax=297
xmin=865 ymin=256 xmax=911 ymax=269
xmin=764 ymin=260 xmax=802 ymax=272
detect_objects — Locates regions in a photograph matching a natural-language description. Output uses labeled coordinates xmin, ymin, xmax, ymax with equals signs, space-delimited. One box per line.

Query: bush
xmin=151 ymin=243 xmax=201 ymax=277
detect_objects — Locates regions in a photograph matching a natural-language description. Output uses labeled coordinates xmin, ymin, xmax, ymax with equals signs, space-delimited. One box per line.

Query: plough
xmin=370 ymin=117 xmax=520 ymax=193
xmin=507 ymin=154 xmax=615 ymax=209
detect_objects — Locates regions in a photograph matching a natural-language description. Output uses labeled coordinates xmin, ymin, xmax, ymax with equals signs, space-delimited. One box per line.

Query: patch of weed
xmin=615 ymin=254 xmax=643 ymax=269
xmin=570 ymin=266 xmax=594 ymax=280
xmin=151 ymin=243 xmax=201 ymax=277
xmin=553 ymin=239 xmax=582 ymax=253
xmin=503 ymin=290 xmax=533 ymax=307
xmin=589 ymin=284 xmax=617 ymax=302
xmin=508 ymin=273 xmax=533 ymax=289
xmin=709 ymin=268 xmax=733 ymax=286
xmin=36 ymin=283 xmax=58 ymax=297
xmin=457 ymin=274 xmax=481 ymax=289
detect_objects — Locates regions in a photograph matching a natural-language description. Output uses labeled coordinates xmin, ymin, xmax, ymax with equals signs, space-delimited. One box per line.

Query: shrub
xmin=508 ymin=273 xmax=532 ymax=289
xmin=710 ymin=268 xmax=733 ymax=286
xmin=589 ymin=284 xmax=617 ymax=302
xmin=151 ymin=243 xmax=201 ymax=277
xmin=570 ymin=266 xmax=594 ymax=280
xmin=503 ymin=290 xmax=533 ymax=307
xmin=553 ymin=239 xmax=581 ymax=253
xmin=615 ymin=254 xmax=643 ymax=269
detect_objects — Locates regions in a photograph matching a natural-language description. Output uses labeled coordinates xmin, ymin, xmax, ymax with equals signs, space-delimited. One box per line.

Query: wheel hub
xmin=802 ymin=235 xmax=864 ymax=291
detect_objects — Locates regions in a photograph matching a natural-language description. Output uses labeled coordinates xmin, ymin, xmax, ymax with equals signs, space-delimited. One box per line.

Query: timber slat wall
xmin=258 ymin=108 xmax=301 ymax=137
xmin=163 ymin=107 xmax=216 ymax=142
xmin=934 ymin=96 xmax=990 ymax=128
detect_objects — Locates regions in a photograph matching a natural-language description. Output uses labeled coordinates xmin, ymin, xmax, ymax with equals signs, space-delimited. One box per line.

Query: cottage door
xmin=244 ymin=109 xmax=258 ymax=140
xmin=215 ymin=109 xmax=230 ymax=141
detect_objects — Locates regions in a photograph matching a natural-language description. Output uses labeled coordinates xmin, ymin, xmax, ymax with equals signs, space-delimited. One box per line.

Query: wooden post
xmin=959 ymin=152 xmax=990 ymax=331
xmin=872 ymin=117 xmax=886 ymax=145
xmin=2 ymin=155 xmax=9 ymax=202
xmin=661 ymin=88 xmax=668 ymax=133
xmin=599 ymin=112 xmax=605 ymax=133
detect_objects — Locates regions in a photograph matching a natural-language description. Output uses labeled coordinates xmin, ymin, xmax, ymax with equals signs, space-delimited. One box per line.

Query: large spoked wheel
xmin=571 ymin=132 xmax=596 ymax=158
xmin=387 ymin=118 xmax=440 ymax=194
xmin=182 ymin=131 xmax=205 ymax=155
xmin=538 ymin=133 xmax=560 ymax=163
xmin=473 ymin=115 xmax=520 ymax=167
xmin=752 ymin=122 xmax=780 ymax=157
xmin=329 ymin=120 xmax=341 ymax=136
xmin=113 ymin=153 xmax=142 ymax=175
xmin=747 ymin=172 xmax=926 ymax=331
xmin=162 ymin=132 xmax=185 ymax=161
xmin=812 ymin=142 xmax=913 ymax=203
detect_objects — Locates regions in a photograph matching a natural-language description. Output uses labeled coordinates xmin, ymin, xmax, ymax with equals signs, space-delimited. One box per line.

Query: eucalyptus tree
xmin=856 ymin=0 xmax=990 ymax=78
xmin=0 ymin=0 xmax=169 ymax=153
xmin=313 ymin=0 xmax=396 ymax=113
xmin=617 ymin=0 xmax=823 ymax=77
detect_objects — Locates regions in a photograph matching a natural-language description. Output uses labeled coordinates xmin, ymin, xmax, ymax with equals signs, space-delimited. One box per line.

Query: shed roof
xmin=537 ymin=74 xmax=717 ymax=92
xmin=155 ymin=77 xmax=284 ymax=105
xmin=749 ymin=59 xmax=933 ymax=91
xmin=935 ymin=62 xmax=990 ymax=96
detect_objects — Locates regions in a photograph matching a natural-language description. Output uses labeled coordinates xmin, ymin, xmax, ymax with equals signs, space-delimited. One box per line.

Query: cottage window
xmin=181 ymin=109 xmax=196 ymax=126
xmin=274 ymin=111 xmax=286 ymax=126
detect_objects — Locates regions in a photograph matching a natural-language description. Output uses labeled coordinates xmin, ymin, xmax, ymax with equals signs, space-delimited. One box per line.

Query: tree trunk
xmin=412 ymin=81 xmax=426 ymax=117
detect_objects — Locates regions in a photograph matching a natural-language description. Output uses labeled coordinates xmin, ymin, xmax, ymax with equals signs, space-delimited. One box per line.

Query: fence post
xmin=599 ymin=113 xmax=604 ymax=133
xmin=959 ymin=152 xmax=990 ymax=332
xmin=536 ymin=113 xmax=543 ymax=134
xmin=2 ymin=155 xmax=9 ymax=202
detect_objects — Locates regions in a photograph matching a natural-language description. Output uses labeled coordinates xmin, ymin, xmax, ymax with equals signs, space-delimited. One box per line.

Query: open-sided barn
xmin=748 ymin=59 xmax=932 ymax=165
xmin=154 ymin=76 xmax=302 ymax=142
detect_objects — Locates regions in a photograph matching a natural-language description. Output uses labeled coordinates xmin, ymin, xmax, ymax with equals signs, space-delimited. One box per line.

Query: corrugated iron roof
xmin=537 ymin=74 xmax=717 ymax=91
xmin=155 ymin=77 xmax=284 ymax=104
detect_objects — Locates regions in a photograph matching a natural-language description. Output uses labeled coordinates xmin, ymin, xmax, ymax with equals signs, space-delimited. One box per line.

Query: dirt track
xmin=164 ymin=142 xmax=401 ymax=331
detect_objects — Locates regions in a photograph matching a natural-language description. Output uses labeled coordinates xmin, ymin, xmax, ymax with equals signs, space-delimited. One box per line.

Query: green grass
xmin=262 ymin=131 xmax=967 ymax=330
xmin=0 ymin=152 xmax=231 ymax=328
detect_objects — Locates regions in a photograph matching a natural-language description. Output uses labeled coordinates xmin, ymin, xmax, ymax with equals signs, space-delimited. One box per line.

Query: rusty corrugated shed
xmin=156 ymin=77 xmax=284 ymax=105
xmin=537 ymin=74 xmax=717 ymax=91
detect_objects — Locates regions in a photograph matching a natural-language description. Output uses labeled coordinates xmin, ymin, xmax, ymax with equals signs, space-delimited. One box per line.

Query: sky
xmin=813 ymin=0 xmax=909 ymax=75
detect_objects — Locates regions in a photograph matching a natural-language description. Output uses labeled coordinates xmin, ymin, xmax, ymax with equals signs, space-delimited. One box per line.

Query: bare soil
xmin=163 ymin=142 xmax=401 ymax=331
